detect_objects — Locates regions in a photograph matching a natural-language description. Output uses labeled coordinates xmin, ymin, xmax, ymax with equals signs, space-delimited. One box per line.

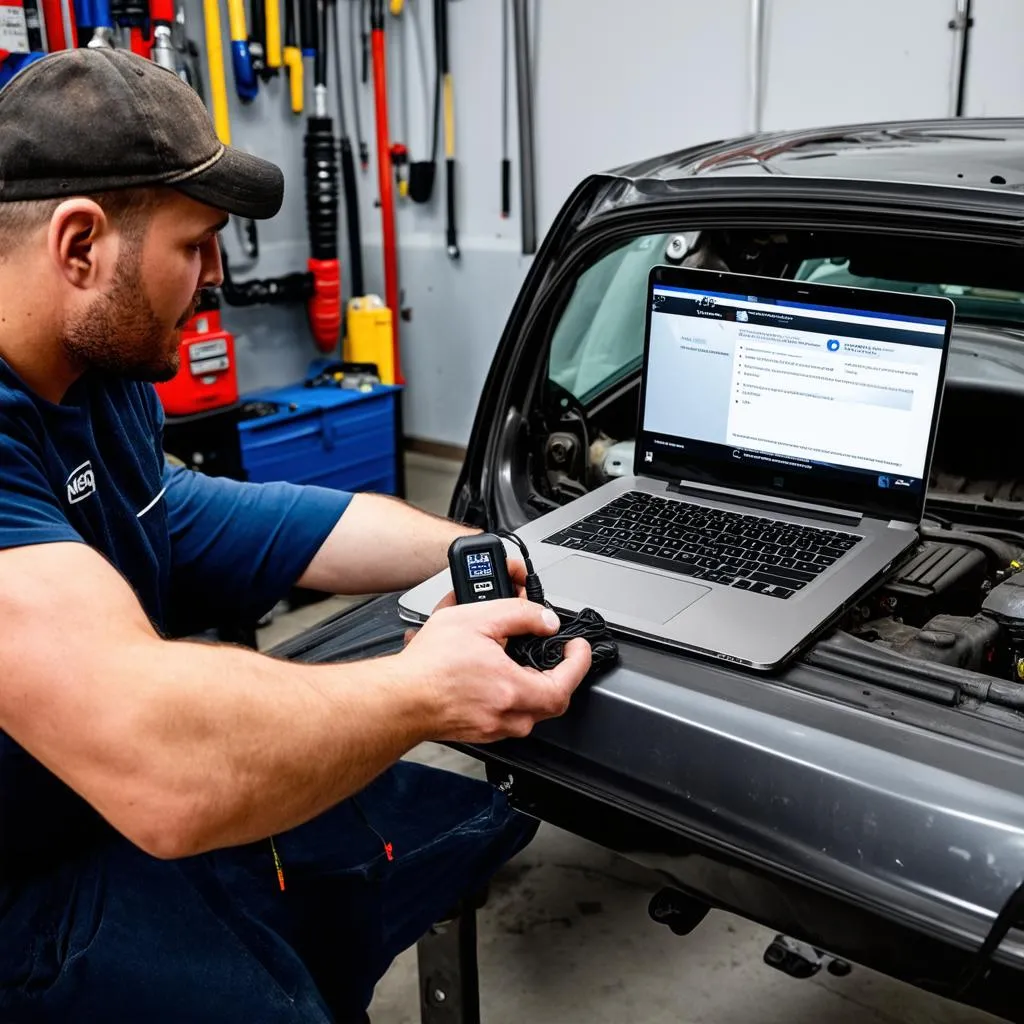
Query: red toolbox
xmin=154 ymin=299 xmax=238 ymax=416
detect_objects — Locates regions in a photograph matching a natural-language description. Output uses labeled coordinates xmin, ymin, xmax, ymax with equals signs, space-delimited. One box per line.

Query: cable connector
xmin=498 ymin=530 xmax=546 ymax=605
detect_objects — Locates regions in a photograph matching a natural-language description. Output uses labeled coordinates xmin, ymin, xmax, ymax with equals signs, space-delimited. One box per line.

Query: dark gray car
xmin=279 ymin=118 xmax=1024 ymax=1022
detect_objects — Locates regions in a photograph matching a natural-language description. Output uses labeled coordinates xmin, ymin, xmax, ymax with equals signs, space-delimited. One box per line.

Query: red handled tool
xmin=304 ymin=0 xmax=342 ymax=351
xmin=369 ymin=0 xmax=402 ymax=383
xmin=40 ymin=0 xmax=77 ymax=48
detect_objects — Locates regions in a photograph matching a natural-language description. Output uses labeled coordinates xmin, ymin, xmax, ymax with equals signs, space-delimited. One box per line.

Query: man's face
xmin=61 ymin=193 xmax=227 ymax=383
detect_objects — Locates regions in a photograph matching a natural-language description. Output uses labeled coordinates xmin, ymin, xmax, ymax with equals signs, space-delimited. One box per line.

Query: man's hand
xmin=397 ymin=596 xmax=592 ymax=744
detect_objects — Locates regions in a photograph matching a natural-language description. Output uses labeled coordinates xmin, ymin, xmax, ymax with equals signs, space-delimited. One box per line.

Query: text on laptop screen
xmin=638 ymin=284 xmax=946 ymax=502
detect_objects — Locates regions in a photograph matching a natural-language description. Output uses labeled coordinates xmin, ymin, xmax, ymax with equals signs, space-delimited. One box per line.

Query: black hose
xmin=220 ymin=250 xmax=314 ymax=306
xmin=305 ymin=120 xmax=339 ymax=261
xmin=919 ymin=524 xmax=1020 ymax=570
xmin=314 ymin=0 xmax=328 ymax=89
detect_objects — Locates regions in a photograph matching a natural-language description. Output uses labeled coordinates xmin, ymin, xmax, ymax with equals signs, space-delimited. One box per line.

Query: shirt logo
xmin=66 ymin=461 xmax=97 ymax=504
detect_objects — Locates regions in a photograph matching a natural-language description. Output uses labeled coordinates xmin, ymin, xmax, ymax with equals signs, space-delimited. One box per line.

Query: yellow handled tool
xmin=202 ymin=0 xmax=232 ymax=144
xmin=389 ymin=0 xmax=403 ymax=14
xmin=226 ymin=0 xmax=258 ymax=100
xmin=283 ymin=0 xmax=303 ymax=113
xmin=265 ymin=0 xmax=282 ymax=68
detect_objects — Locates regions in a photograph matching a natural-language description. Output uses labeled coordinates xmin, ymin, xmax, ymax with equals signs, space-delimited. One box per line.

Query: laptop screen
xmin=636 ymin=267 xmax=954 ymax=522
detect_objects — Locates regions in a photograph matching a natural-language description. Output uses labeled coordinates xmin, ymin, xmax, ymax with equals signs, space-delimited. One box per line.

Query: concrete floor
xmin=259 ymin=453 xmax=1001 ymax=1024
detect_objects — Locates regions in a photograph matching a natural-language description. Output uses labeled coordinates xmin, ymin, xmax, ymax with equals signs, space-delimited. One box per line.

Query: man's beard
xmin=61 ymin=252 xmax=199 ymax=384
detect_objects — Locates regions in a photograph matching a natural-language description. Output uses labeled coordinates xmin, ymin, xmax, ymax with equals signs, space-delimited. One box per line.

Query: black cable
xmin=497 ymin=529 xmax=619 ymax=678
xmin=497 ymin=529 xmax=546 ymax=605
xmin=509 ymin=607 xmax=619 ymax=676
xmin=955 ymin=879 xmax=1024 ymax=997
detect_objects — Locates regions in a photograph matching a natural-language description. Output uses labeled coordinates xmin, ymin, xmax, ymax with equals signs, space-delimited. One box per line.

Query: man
xmin=0 ymin=50 xmax=591 ymax=1022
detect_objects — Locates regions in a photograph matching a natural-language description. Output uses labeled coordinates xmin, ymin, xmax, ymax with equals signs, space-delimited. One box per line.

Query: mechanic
xmin=0 ymin=50 xmax=591 ymax=1022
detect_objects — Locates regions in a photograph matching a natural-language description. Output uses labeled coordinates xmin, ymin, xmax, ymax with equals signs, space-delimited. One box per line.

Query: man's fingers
xmin=543 ymin=637 xmax=592 ymax=696
xmin=432 ymin=590 xmax=457 ymax=613
xmin=451 ymin=596 xmax=560 ymax=640
xmin=507 ymin=559 xmax=527 ymax=587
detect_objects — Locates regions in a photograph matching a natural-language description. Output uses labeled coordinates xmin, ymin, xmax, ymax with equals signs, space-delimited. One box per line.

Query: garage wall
xmin=190 ymin=0 xmax=1005 ymax=447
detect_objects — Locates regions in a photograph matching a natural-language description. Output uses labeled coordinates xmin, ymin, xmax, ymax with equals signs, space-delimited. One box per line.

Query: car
xmin=275 ymin=117 xmax=1024 ymax=1023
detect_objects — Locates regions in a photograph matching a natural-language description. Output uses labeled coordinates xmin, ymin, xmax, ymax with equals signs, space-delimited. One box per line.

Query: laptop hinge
xmin=668 ymin=480 xmax=862 ymax=525
xmin=887 ymin=519 xmax=918 ymax=531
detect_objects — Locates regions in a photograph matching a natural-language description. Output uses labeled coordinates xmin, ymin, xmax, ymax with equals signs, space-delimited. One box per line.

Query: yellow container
xmin=345 ymin=295 xmax=396 ymax=385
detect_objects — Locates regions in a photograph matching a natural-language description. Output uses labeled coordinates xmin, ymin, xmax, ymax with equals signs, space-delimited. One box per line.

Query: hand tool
xmin=434 ymin=0 xmax=457 ymax=258
xmin=406 ymin=0 xmax=436 ymax=203
xmin=201 ymin=0 xmax=232 ymax=141
xmin=150 ymin=0 xmax=176 ymax=69
xmin=227 ymin=0 xmax=257 ymax=100
xmin=389 ymin=0 xmax=408 ymax=198
xmin=283 ymin=0 xmax=302 ymax=112
xmin=329 ymin=0 xmax=364 ymax=297
xmin=247 ymin=0 xmax=266 ymax=78
xmin=369 ymin=0 xmax=402 ymax=382
xmin=78 ymin=0 xmax=115 ymax=48
xmin=173 ymin=0 xmax=206 ymax=92
xmin=304 ymin=0 xmax=342 ymax=351
xmin=110 ymin=0 xmax=150 ymax=55
xmin=349 ymin=0 xmax=368 ymax=168
xmin=499 ymin=0 xmax=510 ymax=218
xmin=41 ymin=0 xmax=77 ymax=49
xmin=263 ymin=0 xmax=281 ymax=73
xmin=511 ymin=0 xmax=536 ymax=254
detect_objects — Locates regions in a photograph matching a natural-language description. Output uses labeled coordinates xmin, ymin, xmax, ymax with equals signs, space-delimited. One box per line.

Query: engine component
xmin=862 ymin=541 xmax=989 ymax=627
xmin=982 ymin=572 xmax=1024 ymax=681
xmin=544 ymin=431 xmax=587 ymax=502
xmin=851 ymin=613 xmax=999 ymax=671
xmin=599 ymin=440 xmax=635 ymax=481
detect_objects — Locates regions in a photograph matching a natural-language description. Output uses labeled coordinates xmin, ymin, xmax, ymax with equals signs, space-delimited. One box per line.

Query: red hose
xmin=371 ymin=24 xmax=403 ymax=385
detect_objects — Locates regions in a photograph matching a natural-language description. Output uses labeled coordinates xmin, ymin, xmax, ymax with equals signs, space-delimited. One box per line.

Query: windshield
xmin=548 ymin=230 xmax=1024 ymax=406
xmin=549 ymin=234 xmax=679 ymax=404
xmin=796 ymin=258 xmax=1024 ymax=325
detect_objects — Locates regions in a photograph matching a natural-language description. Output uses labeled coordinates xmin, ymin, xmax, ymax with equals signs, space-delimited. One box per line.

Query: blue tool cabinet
xmin=237 ymin=380 xmax=402 ymax=496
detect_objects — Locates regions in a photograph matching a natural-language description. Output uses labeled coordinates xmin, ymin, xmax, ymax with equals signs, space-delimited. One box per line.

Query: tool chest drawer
xmin=237 ymin=381 xmax=401 ymax=495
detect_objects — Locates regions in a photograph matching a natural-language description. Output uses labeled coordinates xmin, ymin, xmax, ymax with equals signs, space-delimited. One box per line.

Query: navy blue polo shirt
xmin=0 ymin=359 xmax=352 ymax=870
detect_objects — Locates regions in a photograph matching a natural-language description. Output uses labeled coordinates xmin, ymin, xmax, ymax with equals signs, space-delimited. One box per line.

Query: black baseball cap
xmin=0 ymin=48 xmax=283 ymax=219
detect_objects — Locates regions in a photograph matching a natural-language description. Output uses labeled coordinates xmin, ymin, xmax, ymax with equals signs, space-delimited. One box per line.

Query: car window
xmin=796 ymin=258 xmax=1024 ymax=324
xmin=548 ymin=234 xmax=677 ymax=404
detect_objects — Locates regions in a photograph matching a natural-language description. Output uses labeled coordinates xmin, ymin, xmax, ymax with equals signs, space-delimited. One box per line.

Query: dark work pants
xmin=0 ymin=761 xmax=537 ymax=1023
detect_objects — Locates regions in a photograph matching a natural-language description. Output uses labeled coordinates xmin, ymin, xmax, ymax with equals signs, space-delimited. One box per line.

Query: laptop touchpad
xmin=540 ymin=555 xmax=710 ymax=624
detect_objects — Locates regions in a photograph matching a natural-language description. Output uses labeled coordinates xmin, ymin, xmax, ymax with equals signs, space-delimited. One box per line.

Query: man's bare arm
xmin=297 ymin=492 xmax=477 ymax=594
xmin=0 ymin=542 xmax=588 ymax=860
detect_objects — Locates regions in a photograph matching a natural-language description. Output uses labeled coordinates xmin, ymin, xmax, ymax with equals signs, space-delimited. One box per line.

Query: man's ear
xmin=47 ymin=199 xmax=115 ymax=290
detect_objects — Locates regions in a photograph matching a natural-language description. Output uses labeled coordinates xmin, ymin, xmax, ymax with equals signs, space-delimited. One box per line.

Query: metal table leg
xmin=416 ymin=902 xmax=480 ymax=1024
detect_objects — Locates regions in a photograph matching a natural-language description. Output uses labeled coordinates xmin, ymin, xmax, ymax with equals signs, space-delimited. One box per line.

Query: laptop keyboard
xmin=543 ymin=491 xmax=862 ymax=600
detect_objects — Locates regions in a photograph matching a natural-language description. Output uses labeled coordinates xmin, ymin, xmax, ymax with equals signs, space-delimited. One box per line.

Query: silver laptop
xmin=401 ymin=266 xmax=955 ymax=670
